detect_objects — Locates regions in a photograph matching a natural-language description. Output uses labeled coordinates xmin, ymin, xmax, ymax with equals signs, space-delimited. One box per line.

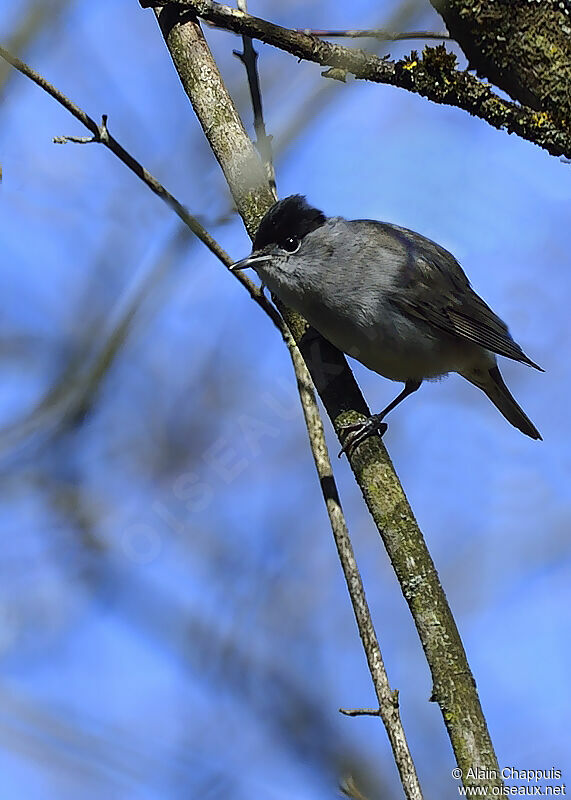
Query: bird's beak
xmin=230 ymin=252 xmax=273 ymax=272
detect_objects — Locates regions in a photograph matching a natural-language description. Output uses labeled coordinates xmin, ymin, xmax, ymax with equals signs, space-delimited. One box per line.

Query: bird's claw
xmin=338 ymin=415 xmax=388 ymax=458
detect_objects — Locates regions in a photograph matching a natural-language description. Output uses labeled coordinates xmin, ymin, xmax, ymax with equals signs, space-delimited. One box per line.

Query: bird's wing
xmin=383 ymin=225 xmax=542 ymax=370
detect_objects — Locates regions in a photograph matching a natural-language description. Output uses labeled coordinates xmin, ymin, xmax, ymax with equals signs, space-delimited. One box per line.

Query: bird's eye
xmin=282 ymin=236 xmax=300 ymax=253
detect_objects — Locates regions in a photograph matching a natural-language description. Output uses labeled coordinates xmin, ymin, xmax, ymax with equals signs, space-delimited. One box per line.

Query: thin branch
xmin=234 ymin=0 xmax=276 ymax=194
xmin=296 ymin=28 xmax=451 ymax=42
xmin=285 ymin=329 xmax=423 ymax=799
xmin=138 ymin=0 xmax=571 ymax=160
xmin=0 ymin=45 xmax=228 ymax=265
xmin=53 ymin=134 xmax=99 ymax=144
xmin=0 ymin=45 xmax=286 ymax=456
xmin=0 ymin=44 xmax=287 ymax=325
xmin=231 ymin=29 xmax=413 ymax=788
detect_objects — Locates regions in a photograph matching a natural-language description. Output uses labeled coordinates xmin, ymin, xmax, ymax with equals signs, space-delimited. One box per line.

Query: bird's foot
xmin=338 ymin=414 xmax=388 ymax=458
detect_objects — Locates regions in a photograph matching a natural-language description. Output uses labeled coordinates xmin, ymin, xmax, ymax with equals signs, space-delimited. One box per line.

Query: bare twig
xmin=53 ymin=134 xmax=99 ymax=144
xmin=0 ymin=44 xmax=287 ymax=455
xmin=138 ymin=0 xmax=571 ymax=159
xmin=296 ymin=28 xmax=451 ymax=42
xmin=0 ymin=45 xmax=229 ymax=261
xmin=339 ymin=708 xmax=383 ymax=717
xmin=0 ymin=44 xmax=288 ymax=324
xmin=234 ymin=0 xmax=276 ymax=194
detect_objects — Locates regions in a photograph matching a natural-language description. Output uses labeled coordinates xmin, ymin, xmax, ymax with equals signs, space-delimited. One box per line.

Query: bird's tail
xmin=462 ymin=365 xmax=542 ymax=440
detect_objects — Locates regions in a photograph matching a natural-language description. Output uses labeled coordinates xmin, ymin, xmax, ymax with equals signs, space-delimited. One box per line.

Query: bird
xmin=232 ymin=195 xmax=542 ymax=454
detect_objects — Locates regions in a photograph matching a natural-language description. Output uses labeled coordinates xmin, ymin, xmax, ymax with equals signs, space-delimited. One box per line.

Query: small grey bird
xmin=232 ymin=195 xmax=542 ymax=453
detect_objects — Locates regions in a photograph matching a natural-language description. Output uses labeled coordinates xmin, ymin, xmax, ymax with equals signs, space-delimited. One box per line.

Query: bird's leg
xmin=338 ymin=379 xmax=422 ymax=457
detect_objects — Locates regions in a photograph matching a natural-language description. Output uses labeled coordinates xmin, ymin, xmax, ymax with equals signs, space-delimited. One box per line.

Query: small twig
xmin=296 ymin=29 xmax=451 ymax=42
xmin=233 ymin=0 xmax=276 ymax=195
xmin=53 ymin=134 xmax=96 ymax=144
xmin=339 ymin=707 xmax=383 ymax=717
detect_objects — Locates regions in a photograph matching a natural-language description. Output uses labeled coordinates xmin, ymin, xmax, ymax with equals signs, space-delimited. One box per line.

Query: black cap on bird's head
xmin=253 ymin=195 xmax=326 ymax=250
xmin=231 ymin=195 xmax=326 ymax=271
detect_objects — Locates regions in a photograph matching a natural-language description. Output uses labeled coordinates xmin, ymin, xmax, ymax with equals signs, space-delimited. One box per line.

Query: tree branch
xmin=285 ymin=329 xmax=423 ymax=800
xmin=231 ymin=30 xmax=421 ymax=789
xmin=145 ymin=3 xmax=503 ymax=794
xmin=0 ymin=43 xmax=286 ymax=446
xmin=233 ymin=0 xmax=276 ymax=193
xmin=295 ymin=28 xmax=451 ymax=42
xmin=0 ymin=45 xmax=231 ymax=264
xmin=138 ymin=0 xmax=571 ymax=159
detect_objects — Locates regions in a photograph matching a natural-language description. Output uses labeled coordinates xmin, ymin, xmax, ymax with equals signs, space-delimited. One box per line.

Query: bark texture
xmin=431 ymin=0 xmax=571 ymax=129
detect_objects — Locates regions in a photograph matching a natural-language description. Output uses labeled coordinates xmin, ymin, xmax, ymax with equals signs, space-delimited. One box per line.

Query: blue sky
xmin=1 ymin=1 xmax=570 ymax=798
